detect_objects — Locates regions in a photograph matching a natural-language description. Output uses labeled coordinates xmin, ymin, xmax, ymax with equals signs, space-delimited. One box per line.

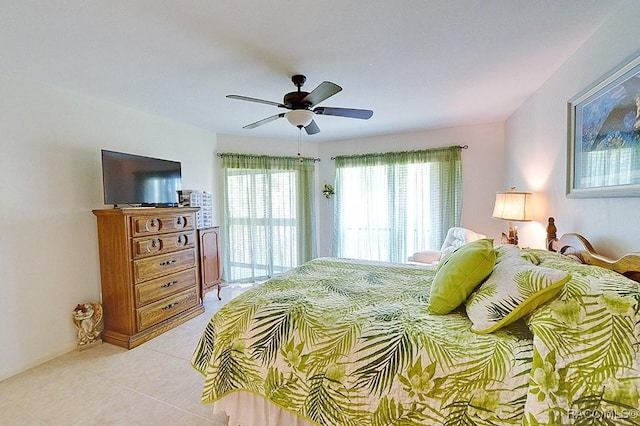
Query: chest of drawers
xmin=93 ymin=207 xmax=204 ymax=349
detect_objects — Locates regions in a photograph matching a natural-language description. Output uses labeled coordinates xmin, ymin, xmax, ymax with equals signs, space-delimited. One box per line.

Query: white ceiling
xmin=0 ymin=0 xmax=622 ymax=142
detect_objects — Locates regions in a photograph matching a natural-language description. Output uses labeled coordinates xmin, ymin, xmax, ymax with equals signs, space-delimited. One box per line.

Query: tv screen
xmin=101 ymin=150 xmax=182 ymax=206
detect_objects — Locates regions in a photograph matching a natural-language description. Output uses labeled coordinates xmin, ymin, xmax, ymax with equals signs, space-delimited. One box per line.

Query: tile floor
xmin=0 ymin=286 xmax=250 ymax=425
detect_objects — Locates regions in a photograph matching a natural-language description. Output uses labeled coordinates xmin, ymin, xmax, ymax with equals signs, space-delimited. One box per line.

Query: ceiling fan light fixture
xmin=285 ymin=109 xmax=314 ymax=128
xmin=228 ymin=75 xmax=373 ymax=135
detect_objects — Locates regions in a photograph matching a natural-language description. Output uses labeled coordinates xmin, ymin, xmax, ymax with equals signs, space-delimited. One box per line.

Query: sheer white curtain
xmin=333 ymin=146 xmax=462 ymax=263
xmin=222 ymin=154 xmax=316 ymax=283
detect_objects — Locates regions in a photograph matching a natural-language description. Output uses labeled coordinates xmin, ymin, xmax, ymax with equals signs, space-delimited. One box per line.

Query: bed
xmin=191 ymin=233 xmax=640 ymax=425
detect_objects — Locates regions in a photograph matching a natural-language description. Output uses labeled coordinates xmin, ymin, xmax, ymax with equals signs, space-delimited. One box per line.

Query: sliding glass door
xmin=222 ymin=154 xmax=316 ymax=282
xmin=333 ymin=146 xmax=462 ymax=263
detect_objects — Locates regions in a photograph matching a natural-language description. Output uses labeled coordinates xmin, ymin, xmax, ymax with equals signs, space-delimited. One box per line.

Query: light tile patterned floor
xmin=0 ymin=286 xmax=250 ymax=425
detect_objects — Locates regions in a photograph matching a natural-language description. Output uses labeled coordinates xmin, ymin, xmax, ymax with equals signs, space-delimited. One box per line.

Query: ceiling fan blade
xmin=227 ymin=94 xmax=285 ymax=108
xmin=305 ymin=120 xmax=320 ymax=135
xmin=302 ymin=81 xmax=342 ymax=107
xmin=243 ymin=113 xmax=285 ymax=129
xmin=313 ymin=107 xmax=373 ymax=119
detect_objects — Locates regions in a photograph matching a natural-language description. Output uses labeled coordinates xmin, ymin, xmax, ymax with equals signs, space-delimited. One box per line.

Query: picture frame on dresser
xmin=567 ymin=50 xmax=640 ymax=198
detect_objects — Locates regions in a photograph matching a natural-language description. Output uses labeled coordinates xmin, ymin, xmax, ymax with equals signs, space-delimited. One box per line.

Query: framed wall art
xmin=567 ymin=51 xmax=640 ymax=198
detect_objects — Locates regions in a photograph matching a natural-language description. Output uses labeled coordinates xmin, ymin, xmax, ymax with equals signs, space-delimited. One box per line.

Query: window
xmin=222 ymin=154 xmax=316 ymax=283
xmin=333 ymin=146 xmax=462 ymax=262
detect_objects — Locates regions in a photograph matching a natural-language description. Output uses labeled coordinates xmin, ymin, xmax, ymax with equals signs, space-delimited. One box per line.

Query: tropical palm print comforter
xmin=191 ymin=252 xmax=640 ymax=425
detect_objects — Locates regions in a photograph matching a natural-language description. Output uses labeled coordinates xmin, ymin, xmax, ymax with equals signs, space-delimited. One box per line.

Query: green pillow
xmin=428 ymin=239 xmax=496 ymax=314
xmin=465 ymin=249 xmax=570 ymax=334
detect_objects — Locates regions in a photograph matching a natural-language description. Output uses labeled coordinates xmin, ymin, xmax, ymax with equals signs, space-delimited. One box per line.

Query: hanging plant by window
xmin=322 ymin=184 xmax=335 ymax=199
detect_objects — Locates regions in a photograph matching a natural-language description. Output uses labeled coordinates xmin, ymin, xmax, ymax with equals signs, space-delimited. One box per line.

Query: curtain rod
xmin=329 ymin=144 xmax=468 ymax=160
xmin=216 ymin=152 xmax=321 ymax=162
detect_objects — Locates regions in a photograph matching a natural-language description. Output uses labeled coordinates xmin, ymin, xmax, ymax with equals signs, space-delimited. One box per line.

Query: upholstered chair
xmin=408 ymin=227 xmax=486 ymax=265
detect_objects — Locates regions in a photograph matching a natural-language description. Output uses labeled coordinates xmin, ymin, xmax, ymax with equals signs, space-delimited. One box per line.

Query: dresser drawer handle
xmin=161 ymin=281 xmax=178 ymax=289
xmin=177 ymin=217 xmax=183 ymax=225
xmin=151 ymin=239 xmax=159 ymax=248
xmin=160 ymin=260 xmax=176 ymax=266
xmin=177 ymin=235 xmax=184 ymax=244
xmin=162 ymin=302 xmax=178 ymax=311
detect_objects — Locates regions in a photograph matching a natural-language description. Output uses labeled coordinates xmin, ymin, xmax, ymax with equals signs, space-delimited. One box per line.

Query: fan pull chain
xmin=297 ymin=127 xmax=304 ymax=163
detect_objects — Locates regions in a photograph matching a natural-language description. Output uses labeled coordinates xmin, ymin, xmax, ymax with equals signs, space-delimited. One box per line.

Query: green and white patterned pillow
xmin=465 ymin=246 xmax=570 ymax=334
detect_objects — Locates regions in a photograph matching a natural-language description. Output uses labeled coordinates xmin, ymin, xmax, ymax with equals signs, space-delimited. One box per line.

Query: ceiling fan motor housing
xmin=284 ymin=74 xmax=312 ymax=109
xmin=284 ymin=91 xmax=311 ymax=109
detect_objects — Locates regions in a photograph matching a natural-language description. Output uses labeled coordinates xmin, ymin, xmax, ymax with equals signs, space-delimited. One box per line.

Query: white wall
xmin=0 ymin=72 xmax=217 ymax=380
xmin=505 ymin=0 xmax=640 ymax=257
xmin=316 ymin=123 xmax=507 ymax=256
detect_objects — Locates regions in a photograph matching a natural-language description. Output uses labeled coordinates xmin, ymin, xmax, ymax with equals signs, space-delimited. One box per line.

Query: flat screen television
xmin=101 ymin=150 xmax=182 ymax=207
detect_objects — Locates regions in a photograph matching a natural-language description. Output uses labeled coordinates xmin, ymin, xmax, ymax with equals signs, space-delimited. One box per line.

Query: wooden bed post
xmin=546 ymin=217 xmax=558 ymax=252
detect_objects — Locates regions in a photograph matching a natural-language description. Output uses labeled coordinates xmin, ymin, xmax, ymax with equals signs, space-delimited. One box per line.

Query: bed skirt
xmin=213 ymin=391 xmax=315 ymax=426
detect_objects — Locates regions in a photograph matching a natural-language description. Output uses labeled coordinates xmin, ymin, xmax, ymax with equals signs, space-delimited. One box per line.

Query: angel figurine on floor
xmin=72 ymin=302 xmax=104 ymax=350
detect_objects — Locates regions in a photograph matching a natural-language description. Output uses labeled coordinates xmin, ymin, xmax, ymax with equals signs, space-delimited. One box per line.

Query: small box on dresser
xmin=92 ymin=207 xmax=204 ymax=349
xmin=178 ymin=189 xmax=213 ymax=229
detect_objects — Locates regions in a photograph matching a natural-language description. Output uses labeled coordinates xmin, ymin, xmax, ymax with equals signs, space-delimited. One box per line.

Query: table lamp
xmin=492 ymin=187 xmax=532 ymax=245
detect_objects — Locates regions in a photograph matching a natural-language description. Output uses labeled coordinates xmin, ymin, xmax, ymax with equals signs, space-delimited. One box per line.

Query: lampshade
xmin=492 ymin=191 xmax=532 ymax=221
xmin=285 ymin=110 xmax=314 ymax=128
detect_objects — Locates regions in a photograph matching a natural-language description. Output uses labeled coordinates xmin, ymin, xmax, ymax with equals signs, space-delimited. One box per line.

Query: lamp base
xmin=501 ymin=221 xmax=518 ymax=245
xmin=501 ymin=232 xmax=518 ymax=245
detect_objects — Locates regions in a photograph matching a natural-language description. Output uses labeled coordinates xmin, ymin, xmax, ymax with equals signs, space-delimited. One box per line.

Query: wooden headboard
xmin=550 ymin=232 xmax=640 ymax=284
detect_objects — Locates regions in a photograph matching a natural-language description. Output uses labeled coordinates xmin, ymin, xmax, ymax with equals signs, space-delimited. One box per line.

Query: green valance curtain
xmin=333 ymin=145 xmax=463 ymax=262
xmin=221 ymin=153 xmax=316 ymax=282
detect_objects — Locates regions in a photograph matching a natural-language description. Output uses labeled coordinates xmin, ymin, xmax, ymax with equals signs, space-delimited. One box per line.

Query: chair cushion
xmin=407 ymin=250 xmax=441 ymax=264
xmin=440 ymin=227 xmax=487 ymax=255
xmin=428 ymin=239 xmax=496 ymax=314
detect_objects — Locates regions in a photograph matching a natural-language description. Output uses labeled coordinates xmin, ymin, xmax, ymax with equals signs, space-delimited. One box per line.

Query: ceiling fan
xmin=226 ymin=74 xmax=373 ymax=135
